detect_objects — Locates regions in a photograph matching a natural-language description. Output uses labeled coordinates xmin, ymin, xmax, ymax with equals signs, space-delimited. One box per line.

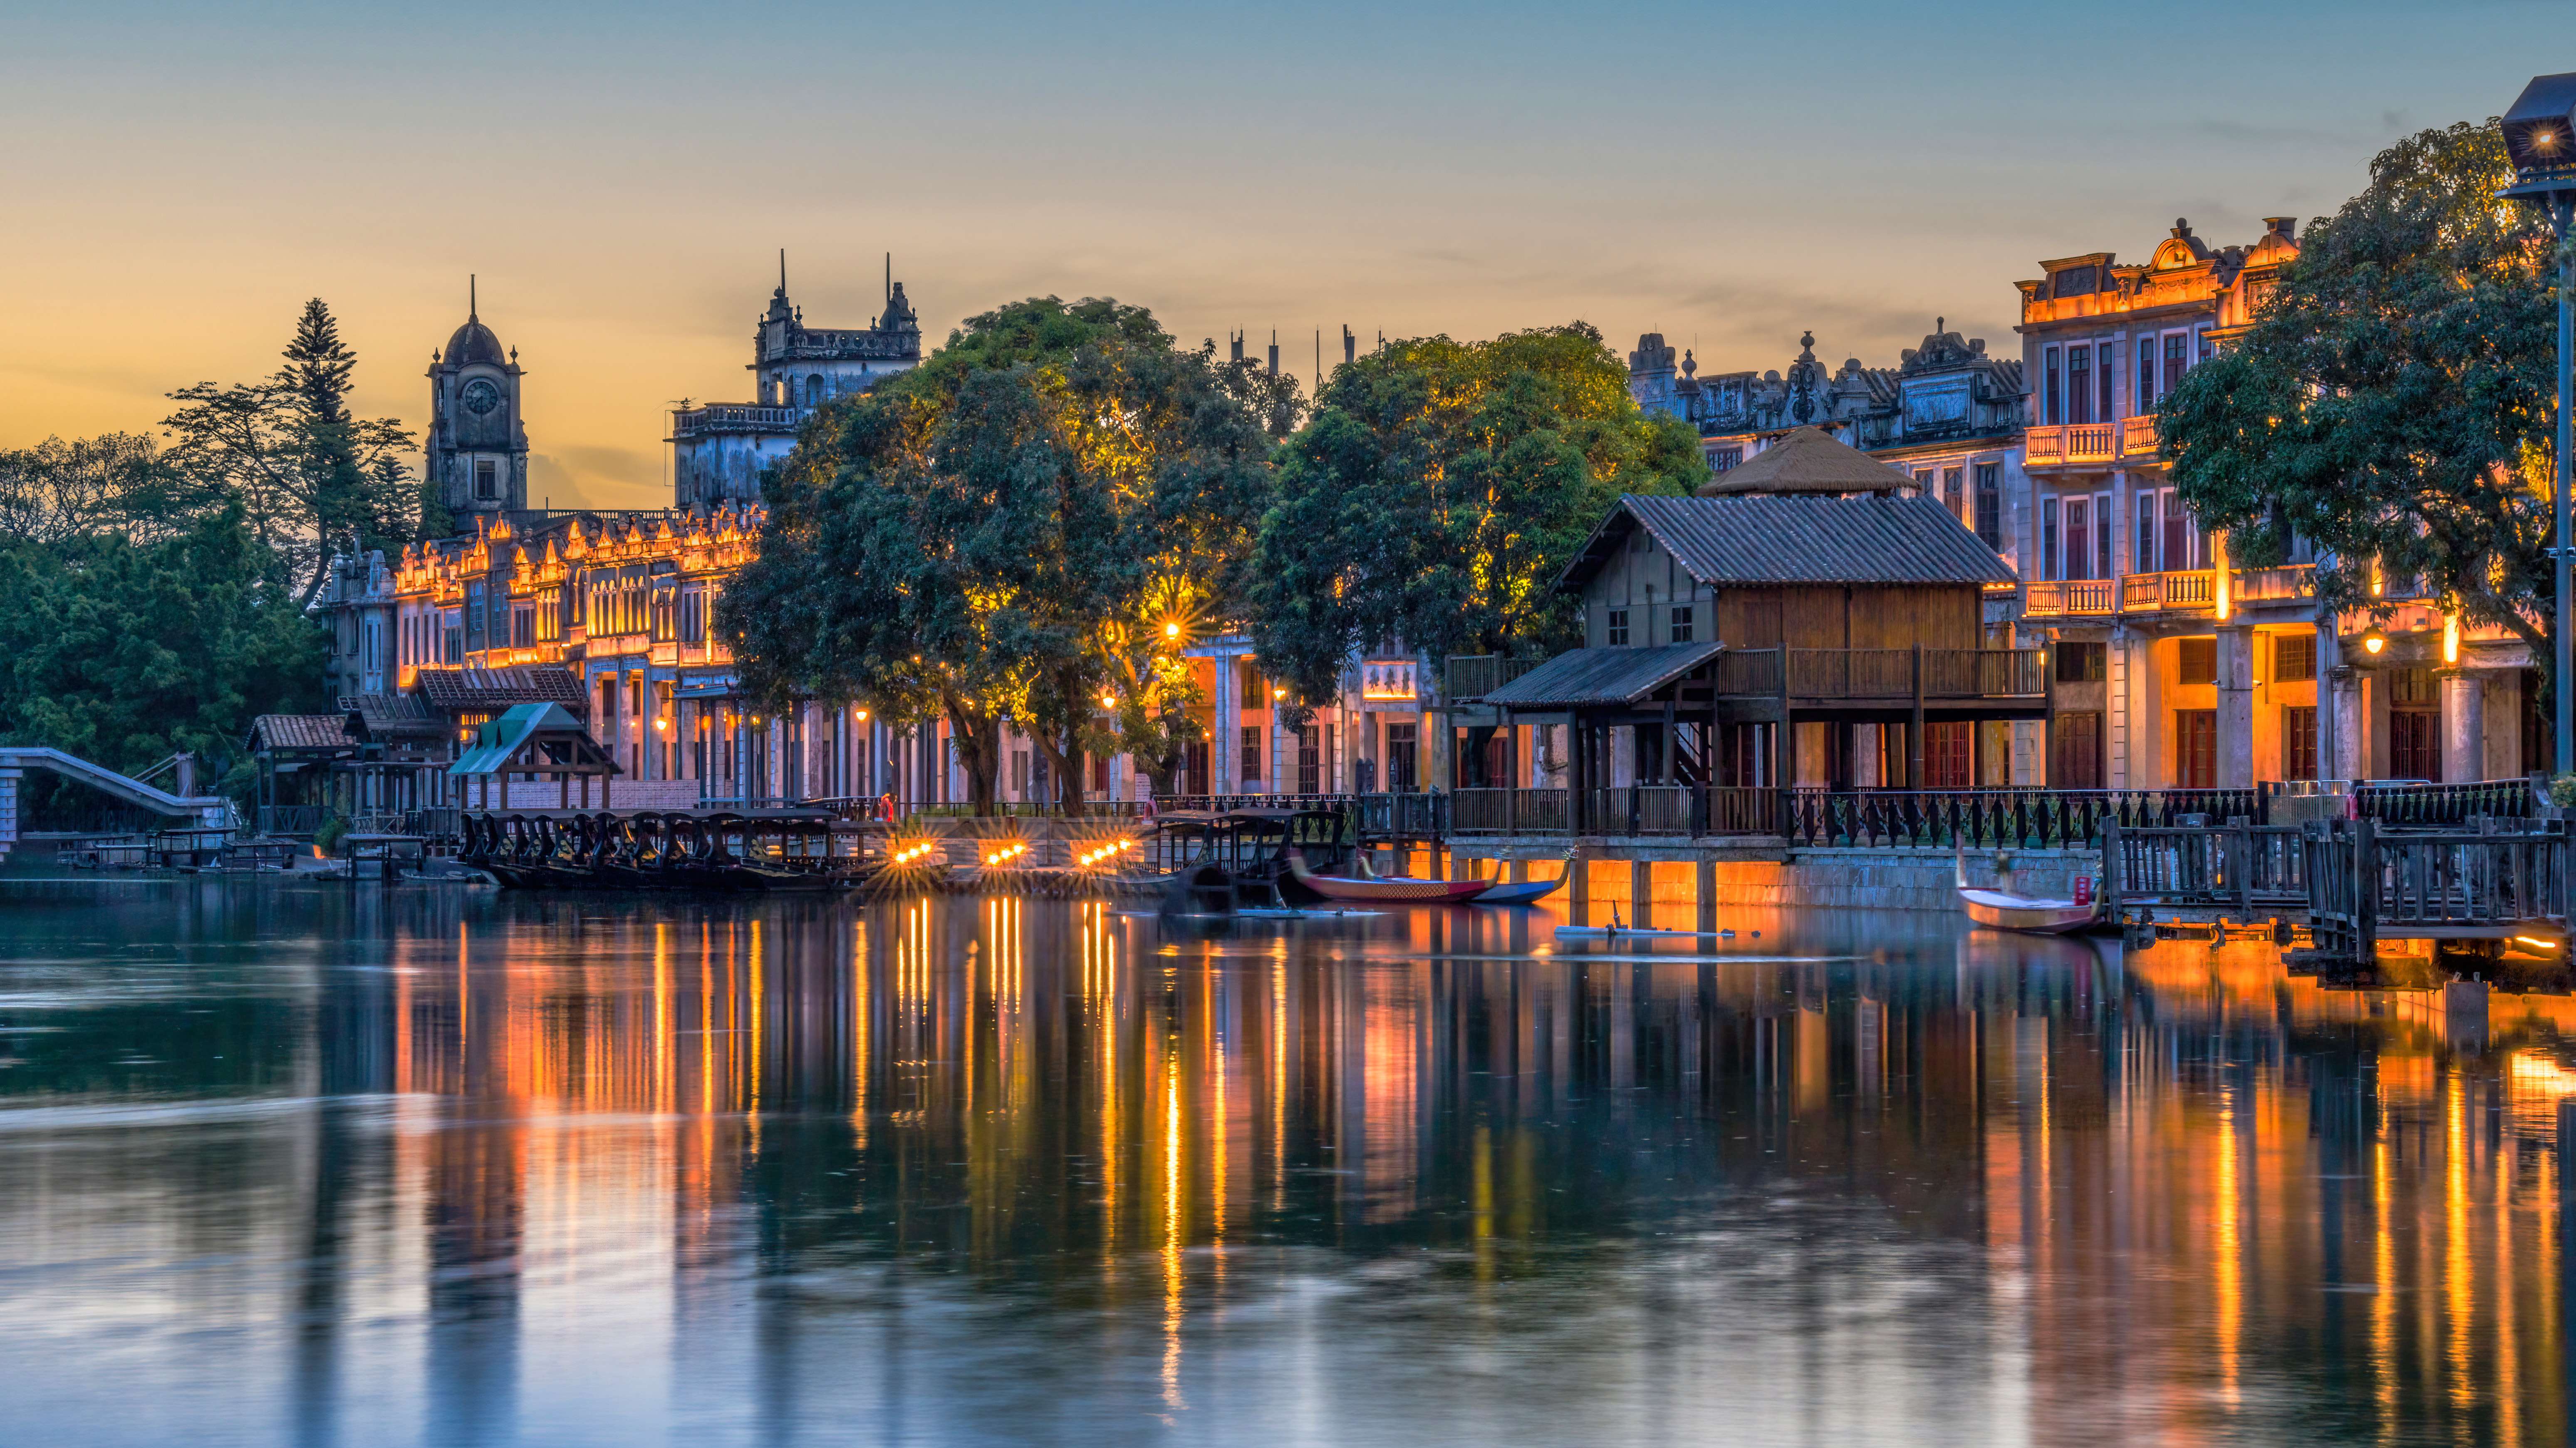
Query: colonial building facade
xmin=669 ymin=261 xmax=922 ymax=509
xmin=2008 ymin=215 xmax=2535 ymax=791
xmin=310 ymin=268 xmax=1442 ymax=817
xmin=1630 ymin=322 xmax=2024 ymax=565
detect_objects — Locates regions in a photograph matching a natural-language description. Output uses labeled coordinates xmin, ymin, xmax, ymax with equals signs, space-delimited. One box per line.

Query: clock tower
xmin=427 ymin=279 xmax=529 ymax=520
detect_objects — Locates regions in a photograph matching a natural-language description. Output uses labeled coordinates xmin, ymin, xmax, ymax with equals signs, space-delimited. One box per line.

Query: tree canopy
xmin=164 ymin=298 xmax=421 ymax=607
xmin=719 ymin=296 xmax=1289 ymax=810
xmin=0 ymin=505 xmax=328 ymax=796
xmin=2162 ymin=121 xmax=2564 ymax=678
xmin=1244 ymin=323 xmax=1706 ymax=710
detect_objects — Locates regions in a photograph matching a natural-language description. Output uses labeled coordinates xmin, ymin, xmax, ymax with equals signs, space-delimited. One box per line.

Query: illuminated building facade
xmin=2012 ymin=216 xmax=2536 ymax=788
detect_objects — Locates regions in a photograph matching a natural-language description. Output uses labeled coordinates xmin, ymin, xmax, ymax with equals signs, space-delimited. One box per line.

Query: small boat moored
xmin=1286 ymin=849 xmax=1493 ymax=905
xmin=1956 ymin=849 xmax=2105 ymax=934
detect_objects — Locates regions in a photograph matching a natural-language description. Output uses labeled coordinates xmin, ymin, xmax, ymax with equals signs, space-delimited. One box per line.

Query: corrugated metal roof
xmin=1563 ymin=493 xmax=2018 ymax=590
xmin=1475 ymin=642 xmax=1723 ymax=709
xmin=246 ymin=714 xmax=355 ymax=753
xmin=451 ymin=703 xmax=607 ymax=777
xmin=414 ymin=665 xmax=587 ymax=712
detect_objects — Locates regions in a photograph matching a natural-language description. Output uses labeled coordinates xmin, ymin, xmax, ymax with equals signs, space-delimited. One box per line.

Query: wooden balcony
xmin=2024 ymin=579 xmax=2116 ymax=617
xmin=1445 ymin=654 xmax=1543 ymax=701
xmin=1716 ymin=647 xmax=2043 ymax=701
xmin=2120 ymin=414 xmax=2160 ymax=458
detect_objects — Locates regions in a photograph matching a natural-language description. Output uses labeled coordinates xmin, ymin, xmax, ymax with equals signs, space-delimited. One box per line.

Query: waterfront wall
xmin=1439 ymin=843 xmax=2100 ymax=915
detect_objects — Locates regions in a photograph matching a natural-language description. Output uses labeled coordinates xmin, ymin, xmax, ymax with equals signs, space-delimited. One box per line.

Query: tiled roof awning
xmin=1697 ymin=425 xmax=1915 ymax=496
xmin=246 ymin=714 xmax=357 ymax=754
xmin=414 ymin=665 xmax=588 ymax=714
xmin=1475 ymin=642 xmax=1724 ymax=709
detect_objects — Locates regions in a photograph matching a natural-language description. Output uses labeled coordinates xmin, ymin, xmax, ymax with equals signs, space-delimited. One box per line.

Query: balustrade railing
xmin=2120 ymin=414 xmax=2160 ymax=457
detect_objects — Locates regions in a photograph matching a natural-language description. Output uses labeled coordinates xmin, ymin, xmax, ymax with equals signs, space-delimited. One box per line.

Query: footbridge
xmin=0 ymin=748 xmax=236 ymax=860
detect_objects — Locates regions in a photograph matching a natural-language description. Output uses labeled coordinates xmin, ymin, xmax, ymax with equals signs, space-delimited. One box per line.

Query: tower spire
xmin=885 ymin=252 xmax=891 ymax=304
xmin=469 ymin=274 xmax=477 ymax=321
xmin=778 ymin=249 xmax=787 ymax=295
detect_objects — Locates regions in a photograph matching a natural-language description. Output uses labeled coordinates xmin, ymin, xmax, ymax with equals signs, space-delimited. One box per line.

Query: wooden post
xmin=2355 ymin=817 xmax=2378 ymax=964
xmin=1910 ymin=643 xmax=1927 ymax=790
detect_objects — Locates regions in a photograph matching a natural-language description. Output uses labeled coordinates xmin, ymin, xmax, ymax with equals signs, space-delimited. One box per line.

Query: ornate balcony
xmin=2120 ymin=414 xmax=2160 ymax=458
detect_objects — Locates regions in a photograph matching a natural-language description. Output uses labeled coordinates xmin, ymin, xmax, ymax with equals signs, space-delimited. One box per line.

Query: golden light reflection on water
xmin=8 ymin=890 xmax=2576 ymax=1441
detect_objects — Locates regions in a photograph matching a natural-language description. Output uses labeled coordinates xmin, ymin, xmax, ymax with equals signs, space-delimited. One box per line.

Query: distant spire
xmin=778 ymin=249 xmax=787 ymax=294
xmin=885 ymin=252 xmax=892 ymax=304
xmin=469 ymin=274 xmax=477 ymax=321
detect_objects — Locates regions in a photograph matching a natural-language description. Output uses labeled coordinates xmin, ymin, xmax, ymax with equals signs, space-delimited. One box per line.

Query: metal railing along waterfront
xmin=2105 ymin=821 xmax=2307 ymax=909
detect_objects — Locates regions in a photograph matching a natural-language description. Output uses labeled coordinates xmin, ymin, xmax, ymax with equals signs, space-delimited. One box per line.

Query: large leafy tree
xmin=1245 ymin=322 xmax=1705 ymax=719
xmin=164 ymin=299 xmax=419 ymax=606
xmin=721 ymin=297 xmax=1285 ymax=811
xmin=2162 ymin=121 xmax=2563 ymax=688
xmin=0 ymin=505 xmax=328 ymax=798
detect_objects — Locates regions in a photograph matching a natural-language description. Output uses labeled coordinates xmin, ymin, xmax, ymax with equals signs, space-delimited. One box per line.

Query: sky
xmin=0 ymin=0 xmax=2554 ymax=511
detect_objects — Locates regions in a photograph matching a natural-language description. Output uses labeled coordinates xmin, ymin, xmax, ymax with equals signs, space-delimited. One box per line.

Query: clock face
xmin=461 ymin=378 xmax=502 ymax=417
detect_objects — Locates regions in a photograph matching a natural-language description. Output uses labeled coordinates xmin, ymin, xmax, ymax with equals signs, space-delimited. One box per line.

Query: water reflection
xmin=0 ymin=882 xmax=2571 ymax=1444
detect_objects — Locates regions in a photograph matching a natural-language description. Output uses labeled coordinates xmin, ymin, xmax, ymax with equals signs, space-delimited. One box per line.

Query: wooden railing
xmin=2105 ymin=821 xmax=2306 ymax=909
xmin=1716 ymin=647 xmax=2044 ymax=699
xmin=1715 ymin=649 xmax=1781 ymax=695
xmin=1444 ymin=655 xmax=1544 ymax=702
xmin=1449 ymin=786 xmax=1776 ymax=837
xmin=2303 ymin=818 xmax=2569 ymax=965
xmin=2121 ymin=414 xmax=2160 ymax=457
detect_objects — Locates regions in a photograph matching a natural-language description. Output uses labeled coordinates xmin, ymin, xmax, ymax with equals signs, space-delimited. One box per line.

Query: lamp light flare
xmin=1164 ymin=621 xmax=1181 ymax=640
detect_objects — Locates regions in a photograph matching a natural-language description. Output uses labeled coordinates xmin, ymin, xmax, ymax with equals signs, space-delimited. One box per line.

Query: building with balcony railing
xmin=2007 ymin=214 xmax=2539 ymax=789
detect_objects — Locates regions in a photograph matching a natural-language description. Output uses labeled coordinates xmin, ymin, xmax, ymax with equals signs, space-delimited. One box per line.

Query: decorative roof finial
xmin=778 ymin=248 xmax=787 ymax=295
xmin=1936 ymin=316 xmax=1944 ymax=333
xmin=469 ymin=274 xmax=477 ymax=321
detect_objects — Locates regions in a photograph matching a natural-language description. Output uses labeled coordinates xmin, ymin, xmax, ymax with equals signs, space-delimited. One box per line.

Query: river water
xmin=0 ymin=878 xmax=2567 ymax=1446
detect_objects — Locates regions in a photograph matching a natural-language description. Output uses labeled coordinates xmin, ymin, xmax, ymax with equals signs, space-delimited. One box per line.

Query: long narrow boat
xmin=1956 ymin=850 xmax=2103 ymax=934
xmin=1286 ymin=850 xmax=1493 ymax=905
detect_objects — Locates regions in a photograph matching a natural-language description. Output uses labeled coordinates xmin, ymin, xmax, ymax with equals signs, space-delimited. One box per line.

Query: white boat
xmin=1956 ymin=850 xmax=2104 ymax=935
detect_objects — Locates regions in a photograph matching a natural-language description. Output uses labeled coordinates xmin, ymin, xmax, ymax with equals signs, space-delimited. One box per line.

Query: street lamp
xmin=2502 ymin=72 xmax=2576 ymax=772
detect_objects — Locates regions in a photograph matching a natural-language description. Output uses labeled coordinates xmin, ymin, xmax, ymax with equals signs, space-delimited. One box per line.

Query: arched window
xmin=806 ymin=375 xmax=825 ymax=406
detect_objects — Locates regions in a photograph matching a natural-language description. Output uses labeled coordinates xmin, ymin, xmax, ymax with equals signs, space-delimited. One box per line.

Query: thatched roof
xmin=1696 ymin=425 xmax=1916 ymax=496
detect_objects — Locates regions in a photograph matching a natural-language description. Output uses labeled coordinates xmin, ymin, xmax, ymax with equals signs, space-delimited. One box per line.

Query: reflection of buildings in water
xmin=25 ymin=893 xmax=2576 ymax=1438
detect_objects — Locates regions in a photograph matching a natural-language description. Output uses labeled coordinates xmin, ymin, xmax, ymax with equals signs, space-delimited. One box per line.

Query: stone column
xmin=1214 ymin=651 xmax=1238 ymax=793
xmin=2328 ymin=665 xmax=2365 ymax=783
xmin=2214 ymin=625 xmax=2255 ymax=788
xmin=2442 ymin=669 xmax=2486 ymax=784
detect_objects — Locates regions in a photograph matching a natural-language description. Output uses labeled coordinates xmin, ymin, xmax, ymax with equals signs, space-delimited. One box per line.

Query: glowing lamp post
xmin=2501 ymin=72 xmax=2576 ymax=771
